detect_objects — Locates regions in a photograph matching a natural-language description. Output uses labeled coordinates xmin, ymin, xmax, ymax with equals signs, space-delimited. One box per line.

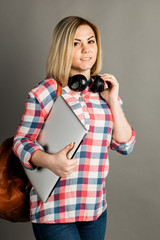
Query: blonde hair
xmin=46 ymin=16 xmax=102 ymax=86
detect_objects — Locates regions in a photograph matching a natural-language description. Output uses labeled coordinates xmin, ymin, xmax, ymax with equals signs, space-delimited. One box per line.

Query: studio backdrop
xmin=0 ymin=0 xmax=159 ymax=239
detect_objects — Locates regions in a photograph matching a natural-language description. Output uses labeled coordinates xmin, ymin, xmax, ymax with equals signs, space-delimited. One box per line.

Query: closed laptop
xmin=24 ymin=96 xmax=88 ymax=202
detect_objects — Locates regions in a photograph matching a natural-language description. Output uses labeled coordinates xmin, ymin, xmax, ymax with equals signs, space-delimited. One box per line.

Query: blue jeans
xmin=32 ymin=210 xmax=107 ymax=240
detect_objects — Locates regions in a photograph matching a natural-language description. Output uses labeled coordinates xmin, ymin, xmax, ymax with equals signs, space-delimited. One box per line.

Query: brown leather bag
xmin=0 ymin=82 xmax=62 ymax=222
xmin=0 ymin=137 xmax=31 ymax=222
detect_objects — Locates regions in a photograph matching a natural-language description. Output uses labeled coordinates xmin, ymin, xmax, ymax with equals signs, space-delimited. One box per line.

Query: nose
xmin=81 ymin=44 xmax=90 ymax=53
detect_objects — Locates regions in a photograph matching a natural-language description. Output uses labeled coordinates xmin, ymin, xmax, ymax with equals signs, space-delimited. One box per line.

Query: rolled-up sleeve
xmin=110 ymin=127 xmax=136 ymax=155
xmin=13 ymin=92 xmax=45 ymax=169
xmin=13 ymin=79 xmax=57 ymax=169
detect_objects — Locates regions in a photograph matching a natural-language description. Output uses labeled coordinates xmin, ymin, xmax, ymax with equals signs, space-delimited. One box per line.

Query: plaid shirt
xmin=13 ymin=78 xmax=136 ymax=223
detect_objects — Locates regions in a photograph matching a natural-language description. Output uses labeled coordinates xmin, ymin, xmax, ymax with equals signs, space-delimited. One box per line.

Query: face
xmin=70 ymin=24 xmax=98 ymax=79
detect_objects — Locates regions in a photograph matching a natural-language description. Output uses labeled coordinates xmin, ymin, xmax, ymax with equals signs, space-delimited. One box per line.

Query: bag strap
xmin=56 ymin=81 xmax=62 ymax=98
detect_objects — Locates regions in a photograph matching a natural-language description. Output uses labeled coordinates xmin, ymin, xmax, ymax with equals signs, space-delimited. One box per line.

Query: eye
xmin=74 ymin=42 xmax=80 ymax=46
xmin=88 ymin=39 xmax=96 ymax=44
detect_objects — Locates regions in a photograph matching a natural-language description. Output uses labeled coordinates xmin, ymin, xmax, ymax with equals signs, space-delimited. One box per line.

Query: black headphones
xmin=68 ymin=74 xmax=105 ymax=93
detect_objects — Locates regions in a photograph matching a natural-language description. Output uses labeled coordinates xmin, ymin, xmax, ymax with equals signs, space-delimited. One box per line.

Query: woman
xmin=13 ymin=16 xmax=136 ymax=240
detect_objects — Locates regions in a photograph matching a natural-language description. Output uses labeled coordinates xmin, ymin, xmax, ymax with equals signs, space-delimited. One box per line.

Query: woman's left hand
xmin=100 ymin=73 xmax=119 ymax=106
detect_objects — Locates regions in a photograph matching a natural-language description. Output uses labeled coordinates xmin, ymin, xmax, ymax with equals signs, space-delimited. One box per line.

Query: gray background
xmin=0 ymin=0 xmax=159 ymax=239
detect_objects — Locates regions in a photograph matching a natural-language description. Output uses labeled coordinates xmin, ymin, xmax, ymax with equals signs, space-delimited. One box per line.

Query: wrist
xmin=30 ymin=150 xmax=55 ymax=169
xmin=108 ymin=97 xmax=119 ymax=108
xmin=43 ymin=152 xmax=56 ymax=170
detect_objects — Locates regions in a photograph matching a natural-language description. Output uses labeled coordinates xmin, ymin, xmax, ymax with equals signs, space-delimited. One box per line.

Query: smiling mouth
xmin=80 ymin=57 xmax=92 ymax=61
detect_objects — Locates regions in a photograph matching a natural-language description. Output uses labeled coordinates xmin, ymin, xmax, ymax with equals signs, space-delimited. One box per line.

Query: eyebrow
xmin=74 ymin=36 xmax=96 ymax=41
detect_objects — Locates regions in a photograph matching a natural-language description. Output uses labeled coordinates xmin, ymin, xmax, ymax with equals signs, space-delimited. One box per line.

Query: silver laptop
xmin=24 ymin=96 xmax=88 ymax=202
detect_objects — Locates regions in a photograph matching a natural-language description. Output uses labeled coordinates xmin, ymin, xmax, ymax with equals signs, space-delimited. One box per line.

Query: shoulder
xmin=27 ymin=78 xmax=58 ymax=118
xmin=31 ymin=78 xmax=58 ymax=100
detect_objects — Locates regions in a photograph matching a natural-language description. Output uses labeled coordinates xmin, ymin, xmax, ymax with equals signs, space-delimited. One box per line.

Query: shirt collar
xmin=63 ymin=78 xmax=92 ymax=99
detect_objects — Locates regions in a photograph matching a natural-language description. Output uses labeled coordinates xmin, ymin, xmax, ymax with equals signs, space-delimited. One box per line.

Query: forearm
xmin=29 ymin=144 xmax=78 ymax=178
xmin=30 ymin=150 xmax=52 ymax=169
xmin=110 ymin=99 xmax=132 ymax=143
xmin=99 ymin=73 xmax=134 ymax=145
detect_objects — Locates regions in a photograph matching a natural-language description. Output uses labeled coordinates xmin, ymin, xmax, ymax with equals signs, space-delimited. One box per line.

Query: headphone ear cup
xmin=68 ymin=74 xmax=88 ymax=91
xmin=90 ymin=76 xmax=104 ymax=93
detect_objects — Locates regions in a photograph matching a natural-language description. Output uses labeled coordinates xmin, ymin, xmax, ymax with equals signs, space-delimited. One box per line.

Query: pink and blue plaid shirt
xmin=13 ymin=78 xmax=136 ymax=223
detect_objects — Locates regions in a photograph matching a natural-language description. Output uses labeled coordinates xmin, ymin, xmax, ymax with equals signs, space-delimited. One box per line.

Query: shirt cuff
xmin=13 ymin=137 xmax=44 ymax=169
xmin=110 ymin=127 xmax=136 ymax=155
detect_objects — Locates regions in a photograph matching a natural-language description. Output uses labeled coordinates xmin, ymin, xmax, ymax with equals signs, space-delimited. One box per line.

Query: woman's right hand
xmin=30 ymin=143 xmax=78 ymax=178
xmin=47 ymin=143 xmax=78 ymax=178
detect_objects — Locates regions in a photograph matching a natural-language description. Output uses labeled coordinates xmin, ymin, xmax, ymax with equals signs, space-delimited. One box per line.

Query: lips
xmin=80 ymin=57 xmax=92 ymax=61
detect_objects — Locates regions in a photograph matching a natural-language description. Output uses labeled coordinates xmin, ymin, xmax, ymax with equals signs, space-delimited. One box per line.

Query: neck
xmin=69 ymin=70 xmax=91 ymax=80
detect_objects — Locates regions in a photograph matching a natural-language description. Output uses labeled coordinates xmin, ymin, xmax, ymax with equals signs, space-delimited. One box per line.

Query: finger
xmin=100 ymin=74 xmax=116 ymax=81
xmin=67 ymin=158 xmax=78 ymax=167
xmin=63 ymin=169 xmax=74 ymax=177
xmin=63 ymin=159 xmax=78 ymax=176
xmin=62 ymin=142 xmax=75 ymax=155
xmin=100 ymin=74 xmax=118 ymax=86
xmin=100 ymin=73 xmax=115 ymax=78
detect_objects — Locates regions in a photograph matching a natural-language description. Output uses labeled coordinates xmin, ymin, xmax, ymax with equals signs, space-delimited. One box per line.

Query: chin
xmin=80 ymin=64 xmax=94 ymax=71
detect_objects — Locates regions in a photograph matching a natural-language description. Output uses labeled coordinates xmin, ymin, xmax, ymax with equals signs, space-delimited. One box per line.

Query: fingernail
xmin=69 ymin=142 xmax=75 ymax=146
